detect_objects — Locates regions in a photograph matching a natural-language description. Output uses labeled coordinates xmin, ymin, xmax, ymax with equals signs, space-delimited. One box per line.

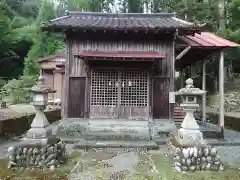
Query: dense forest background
xmin=1 ymin=0 xmax=240 ymax=104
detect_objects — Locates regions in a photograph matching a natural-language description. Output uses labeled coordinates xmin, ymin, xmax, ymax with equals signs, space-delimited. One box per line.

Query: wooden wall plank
xmin=152 ymin=77 xmax=170 ymax=119
xmin=69 ymin=40 xmax=172 ymax=77
xmin=42 ymin=70 xmax=54 ymax=101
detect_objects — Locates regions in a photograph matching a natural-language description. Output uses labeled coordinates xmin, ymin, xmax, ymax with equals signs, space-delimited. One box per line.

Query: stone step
xmin=73 ymin=140 xmax=159 ymax=150
xmin=85 ymin=123 xmax=150 ymax=141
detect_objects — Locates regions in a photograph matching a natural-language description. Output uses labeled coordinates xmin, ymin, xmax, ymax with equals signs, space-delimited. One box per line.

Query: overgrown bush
xmin=0 ymin=75 xmax=37 ymax=104
xmin=0 ymin=77 xmax=7 ymax=89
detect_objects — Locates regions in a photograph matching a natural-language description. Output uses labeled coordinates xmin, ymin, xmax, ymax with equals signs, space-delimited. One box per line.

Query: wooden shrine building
xmin=43 ymin=12 xmax=240 ymax=141
xmin=43 ymin=12 xmax=199 ymax=121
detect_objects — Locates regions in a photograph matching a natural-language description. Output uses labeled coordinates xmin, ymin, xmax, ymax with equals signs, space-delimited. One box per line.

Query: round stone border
xmin=171 ymin=145 xmax=224 ymax=172
xmin=7 ymin=141 xmax=66 ymax=170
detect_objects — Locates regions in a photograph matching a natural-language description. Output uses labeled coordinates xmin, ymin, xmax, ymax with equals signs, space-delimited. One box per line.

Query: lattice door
xmin=90 ymin=69 xmax=118 ymax=118
xmin=90 ymin=68 xmax=149 ymax=119
xmin=119 ymin=70 xmax=149 ymax=119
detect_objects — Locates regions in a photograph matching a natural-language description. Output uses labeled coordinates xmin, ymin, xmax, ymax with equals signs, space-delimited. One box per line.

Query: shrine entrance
xmin=90 ymin=68 xmax=149 ymax=120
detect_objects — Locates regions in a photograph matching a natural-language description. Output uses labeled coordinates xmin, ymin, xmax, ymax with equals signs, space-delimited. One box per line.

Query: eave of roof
xmin=76 ymin=50 xmax=165 ymax=61
xmin=179 ymin=32 xmax=240 ymax=48
xmin=176 ymin=32 xmax=240 ymax=69
xmin=38 ymin=51 xmax=66 ymax=63
xmin=42 ymin=11 xmax=199 ymax=32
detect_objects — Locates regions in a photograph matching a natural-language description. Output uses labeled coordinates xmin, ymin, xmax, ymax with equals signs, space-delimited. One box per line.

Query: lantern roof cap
xmin=31 ymin=76 xmax=56 ymax=93
xmin=175 ymin=78 xmax=206 ymax=95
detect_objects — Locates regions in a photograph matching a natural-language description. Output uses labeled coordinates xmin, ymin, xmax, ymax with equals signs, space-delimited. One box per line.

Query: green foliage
xmin=2 ymin=0 xmax=240 ymax=94
xmin=1 ymin=76 xmax=37 ymax=104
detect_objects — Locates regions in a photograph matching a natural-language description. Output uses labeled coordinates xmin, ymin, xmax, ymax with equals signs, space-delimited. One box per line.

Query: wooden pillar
xmin=169 ymin=34 xmax=176 ymax=121
xmin=219 ymin=51 xmax=225 ymax=138
xmin=63 ymin=39 xmax=71 ymax=119
xmin=202 ymin=60 xmax=206 ymax=122
xmin=181 ymin=69 xmax=185 ymax=88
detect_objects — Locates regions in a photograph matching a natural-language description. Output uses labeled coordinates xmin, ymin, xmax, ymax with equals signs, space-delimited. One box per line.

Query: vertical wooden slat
xmin=68 ymin=77 xmax=86 ymax=118
xmin=42 ymin=70 xmax=54 ymax=101
xmin=53 ymin=73 xmax=62 ymax=100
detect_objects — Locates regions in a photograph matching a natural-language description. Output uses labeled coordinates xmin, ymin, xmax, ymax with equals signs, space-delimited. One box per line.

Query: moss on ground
xmin=1 ymin=149 xmax=239 ymax=180
xmin=0 ymin=151 xmax=81 ymax=180
xmin=151 ymin=151 xmax=240 ymax=180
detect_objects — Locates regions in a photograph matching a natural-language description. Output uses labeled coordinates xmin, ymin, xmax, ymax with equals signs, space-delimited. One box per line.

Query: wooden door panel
xmin=119 ymin=70 xmax=149 ymax=120
xmin=152 ymin=77 xmax=170 ymax=119
xmin=68 ymin=77 xmax=86 ymax=118
xmin=90 ymin=69 xmax=118 ymax=118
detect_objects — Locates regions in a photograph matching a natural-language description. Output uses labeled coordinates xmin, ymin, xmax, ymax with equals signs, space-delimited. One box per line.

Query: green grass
xmin=0 ymin=151 xmax=82 ymax=180
xmin=151 ymin=151 xmax=240 ymax=180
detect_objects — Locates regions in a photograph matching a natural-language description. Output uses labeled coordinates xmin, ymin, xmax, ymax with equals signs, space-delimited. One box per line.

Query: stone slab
xmin=73 ymin=140 xmax=159 ymax=150
xmin=56 ymin=118 xmax=177 ymax=142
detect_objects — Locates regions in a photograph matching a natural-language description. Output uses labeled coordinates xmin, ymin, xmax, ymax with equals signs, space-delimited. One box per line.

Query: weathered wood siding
xmin=152 ymin=77 xmax=170 ymax=119
xmin=68 ymin=77 xmax=86 ymax=118
xmin=42 ymin=70 xmax=54 ymax=101
xmin=53 ymin=73 xmax=63 ymax=100
xmin=69 ymin=40 xmax=171 ymax=77
xmin=65 ymin=37 xmax=174 ymax=119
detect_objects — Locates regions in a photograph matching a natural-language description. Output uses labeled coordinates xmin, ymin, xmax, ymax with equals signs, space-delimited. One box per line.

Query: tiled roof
xmin=179 ymin=32 xmax=240 ymax=48
xmin=43 ymin=11 xmax=197 ymax=31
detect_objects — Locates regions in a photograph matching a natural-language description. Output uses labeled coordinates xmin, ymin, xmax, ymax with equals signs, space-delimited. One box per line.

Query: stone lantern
xmin=175 ymin=78 xmax=206 ymax=146
xmin=7 ymin=76 xmax=66 ymax=169
xmin=25 ymin=76 xmax=57 ymax=144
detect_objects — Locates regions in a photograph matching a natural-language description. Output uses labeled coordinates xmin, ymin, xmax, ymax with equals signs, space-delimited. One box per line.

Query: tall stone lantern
xmin=25 ymin=76 xmax=57 ymax=144
xmin=175 ymin=78 xmax=206 ymax=146
xmin=7 ymin=76 xmax=67 ymax=169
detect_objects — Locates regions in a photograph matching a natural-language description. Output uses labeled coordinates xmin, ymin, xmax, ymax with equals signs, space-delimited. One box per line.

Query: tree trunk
xmin=218 ymin=0 xmax=225 ymax=30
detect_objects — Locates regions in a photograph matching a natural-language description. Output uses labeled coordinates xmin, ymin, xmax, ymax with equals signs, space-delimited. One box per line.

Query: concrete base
xmin=56 ymin=118 xmax=177 ymax=143
xmin=26 ymin=127 xmax=53 ymax=140
xmin=176 ymin=128 xmax=206 ymax=146
xmin=22 ymin=135 xmax=59 ymax=146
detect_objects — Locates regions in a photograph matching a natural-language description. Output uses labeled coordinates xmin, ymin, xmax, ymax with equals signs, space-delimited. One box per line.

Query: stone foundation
xmin=7 ymin=140 xmax=66 ymax=169
xmin=171 ymin=146 xmax=224 ymax=172
xmin=56 ymin=119 xmax=176 ymax=142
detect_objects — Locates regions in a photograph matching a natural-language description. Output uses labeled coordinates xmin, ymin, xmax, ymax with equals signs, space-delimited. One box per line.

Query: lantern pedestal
xmin=176 ymin=128 xmax=204 ymax=147
xmin=174 ymin=78 xmax=206 ymax=147
xmin=176 ymin=104 xmax=205 ymax=146
xmin=25 ymin=107 xmax=54 ymax=143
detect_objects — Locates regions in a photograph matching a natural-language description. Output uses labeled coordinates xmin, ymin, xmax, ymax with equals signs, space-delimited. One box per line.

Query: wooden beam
xmin=219 ymin=51 xmax=225 ymax=137
xmin=175 ymin=46 xmax=191 ymax=60
xmin=202 ymin=59 xmax=206 ymax=122
xmin=63 ymin=39 xmax=71 ymax=119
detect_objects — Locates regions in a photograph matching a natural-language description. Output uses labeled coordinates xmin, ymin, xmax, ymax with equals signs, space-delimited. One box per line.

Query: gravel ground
xmin=216 ymin=145 xmax=240 ymax=168
xmin=68 ymin=148 xmax=148 ymax=180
